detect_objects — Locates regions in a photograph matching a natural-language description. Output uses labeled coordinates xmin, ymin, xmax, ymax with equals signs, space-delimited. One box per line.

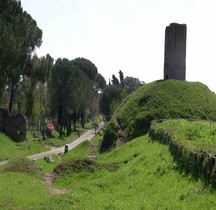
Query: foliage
xmin=95 ymin=73 xmax=106 ymax=90
xmin=101 ymin=80 xmax=216 ymax=151
xmin=0 ymin=0 xmax=42 ymax=112
xmin=72 ymin=57 xmax=98 ymax=81
xmin=111 ymin=74 xmax=120 ymax=85
xmin=124 ymin=76 xmax=142 ymax=93
xmin=100 ymin=119 xmax=118 ymax=152
xmin=119 ymin=70 xmax=124 ymax=84
xmin=100 ymin=84 xmax=124 ymax=115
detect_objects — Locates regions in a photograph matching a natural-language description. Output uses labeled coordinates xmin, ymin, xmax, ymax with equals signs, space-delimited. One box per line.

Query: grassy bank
xmin=1 ymin=134 xmax=216 ymax=209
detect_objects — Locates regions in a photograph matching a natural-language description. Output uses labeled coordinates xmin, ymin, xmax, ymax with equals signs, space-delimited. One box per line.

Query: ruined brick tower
xmin=164 ymin=23 xmax=187 ymax=80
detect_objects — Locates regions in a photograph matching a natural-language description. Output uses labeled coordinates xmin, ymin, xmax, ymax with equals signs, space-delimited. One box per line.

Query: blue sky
xmin=21 ymin=0 xmax=216 ymax=92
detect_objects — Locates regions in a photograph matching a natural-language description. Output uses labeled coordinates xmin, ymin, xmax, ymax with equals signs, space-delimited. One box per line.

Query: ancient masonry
xmin=164 ymin=23 xmax=187 ymax=80
xmin=0 ymin=108 xmax=27 ymax=141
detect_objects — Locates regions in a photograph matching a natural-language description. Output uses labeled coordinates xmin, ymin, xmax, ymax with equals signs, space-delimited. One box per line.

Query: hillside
xmin=1 ymin=135 xmax=216 ymax=209
xmin=100 ymin=80 xmax=216 ymax=152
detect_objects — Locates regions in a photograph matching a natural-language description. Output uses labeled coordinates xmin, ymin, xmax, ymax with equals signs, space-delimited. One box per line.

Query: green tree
xmin=49 ymin=58 xmax=93 ymax=136
xmin=112 ymin=74 xmax=119 ymax=85
xmin=0 ymin=0 xmax=42 ymax=113
xmin=124 ymin=76 xmax=142 ymax=93
xmin=72 ymin=57 xmax=98 ymax=81
xmin=72 ymin=57 xmax=106 ymax=125
xmin=95 ymin=73 xmax=107 ymax=90
xmin=100 ymin=85 xmax=123 ymax=116
xmin=119 ymin=70 xmax=124 ymax=85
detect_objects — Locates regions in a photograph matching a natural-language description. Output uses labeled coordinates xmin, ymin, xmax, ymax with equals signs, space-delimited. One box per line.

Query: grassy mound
xmin=54 ymin=158 xmax=97 ymax=174
xmin=1 ymin=158 xmax=43 ymax=178
xmin=100 ymin=80 xmax=216 ymax=152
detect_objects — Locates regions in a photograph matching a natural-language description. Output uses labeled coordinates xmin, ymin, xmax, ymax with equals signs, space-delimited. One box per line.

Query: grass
xmin=100 ymin=80 xmax=216 ymax=151
xmin=53 ymin=135 xmax=216 ymax=209
xmin=0 ymin=115 xmax=102 ymax=161
xmin=153 ymin=119 xmax=216 ymax=146
xmin=1 ymin=133 xmax=216 ymax=209
xmin=0 ymin=132 xmax=48 ymax=161
xmin=0 ymin=126 xmax=85 ymax=161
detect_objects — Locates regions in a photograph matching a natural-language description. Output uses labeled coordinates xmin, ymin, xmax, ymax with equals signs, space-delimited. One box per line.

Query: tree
xmin=119 ymin=70 xmax=124 ymax=85
xmin=124 ymin=76 xmax=142 ymax=93
xmin=112 ymin=74 xmax=119 ymax=85
xmin=19 ymin=54 xmax=53 ymax=118
xmin=49 ymin=58 xmax=94 ymax=137
xmin=72 ymin=57 xmax=106 ymax=124
xmin=72 ymin=57 xmax=98 ymax=81
xmin=0 ymin=0 xmax=42 ymax=113
xmin=95 ymin=73 xmax=106 ymax=90
xmin=100 ymin=85 xmax=123 ymax=116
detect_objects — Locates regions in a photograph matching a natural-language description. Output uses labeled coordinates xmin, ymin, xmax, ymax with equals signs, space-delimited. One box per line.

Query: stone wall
xmin=164 ymin=23 xmax=187 ymax=80
xmin=0 ymin=108 xmax=27 ymax=141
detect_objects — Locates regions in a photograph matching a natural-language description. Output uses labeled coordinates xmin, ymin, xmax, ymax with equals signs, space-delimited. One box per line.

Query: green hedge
xmin=149 ymin=120 xmax=216 ymax=187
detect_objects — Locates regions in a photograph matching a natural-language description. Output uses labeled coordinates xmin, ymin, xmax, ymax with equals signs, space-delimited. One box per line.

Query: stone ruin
xmin=0 ymin=108 xmax=27 ymax=141
xmin=164 ymin=23 xmax=187 ymax=80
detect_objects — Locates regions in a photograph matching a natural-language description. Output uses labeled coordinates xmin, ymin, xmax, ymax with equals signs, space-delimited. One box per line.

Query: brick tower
xmin=164 ymin=23 xmax=187 ymax=80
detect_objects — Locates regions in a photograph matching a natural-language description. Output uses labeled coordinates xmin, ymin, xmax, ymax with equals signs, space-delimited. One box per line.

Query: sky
xmin=21 ymin=0 xmax=216 ymax=92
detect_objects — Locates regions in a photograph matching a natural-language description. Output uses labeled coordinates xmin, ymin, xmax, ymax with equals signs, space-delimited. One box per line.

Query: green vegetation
xmin=149 ymin=119 xmax=216 ymax=187
xmin=101 ymin=80 xmax=216 ymax=152
xmin=0 ymin=129 xmax=80 ymax=161
xmin=2 ymin=3 xmax=216 ymax=208
xmin=0 ymin=132 xmax=47 ymax=161
xmin=0 ymin=158 xmax=43 ymax=180
xmin=154 ymin=119 xmax=216 ymax=146
xmin=2 ymin=135 xmax=216 ymax=209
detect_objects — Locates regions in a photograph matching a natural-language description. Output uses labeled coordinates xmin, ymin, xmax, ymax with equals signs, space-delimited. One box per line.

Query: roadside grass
xmin=0 ymin=126 xmax=85 ymax=161
xmin=0 ymin=132 xmax=48 ymax=161
xmin=0 ymin=116 xmax=102 ymax=161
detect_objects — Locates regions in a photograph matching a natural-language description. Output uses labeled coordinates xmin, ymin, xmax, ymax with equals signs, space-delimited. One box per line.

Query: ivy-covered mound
xmin=100 ymin=80 xmax=216 ymax=152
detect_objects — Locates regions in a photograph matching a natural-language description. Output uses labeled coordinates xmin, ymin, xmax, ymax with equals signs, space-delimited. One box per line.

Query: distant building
xmin=164 ymin=23 xmax=187 ymax=80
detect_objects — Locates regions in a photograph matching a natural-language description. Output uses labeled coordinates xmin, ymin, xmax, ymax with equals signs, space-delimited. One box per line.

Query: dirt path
xmin=44 ymin=173 xmax=67 ymax=195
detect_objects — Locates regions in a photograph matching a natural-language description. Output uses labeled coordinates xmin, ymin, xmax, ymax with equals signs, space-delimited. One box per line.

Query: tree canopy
xmin=0 ymin=0 xmax=43 ymax=113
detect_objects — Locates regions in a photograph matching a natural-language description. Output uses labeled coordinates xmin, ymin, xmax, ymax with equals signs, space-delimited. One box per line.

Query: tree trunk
xmin=58 ymin=105 xmax=64 ymax=138
xmin=9 ymin=85 xmax=15 ymax=113
xmin=81 ymin=109 xmax=85 ymax=128
xmin=72 ymin=112 xmax=77 ymax=131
